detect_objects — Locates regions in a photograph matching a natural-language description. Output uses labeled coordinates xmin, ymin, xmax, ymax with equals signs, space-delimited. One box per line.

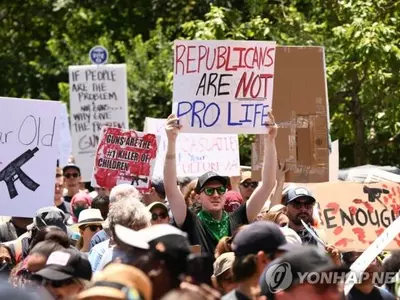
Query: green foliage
xmin=0 ymin=0 xmax=399 ymax=168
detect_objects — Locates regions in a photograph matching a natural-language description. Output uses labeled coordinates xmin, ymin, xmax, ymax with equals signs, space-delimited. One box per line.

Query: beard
xmin=292 ymin=212 xmax=312 ymax=225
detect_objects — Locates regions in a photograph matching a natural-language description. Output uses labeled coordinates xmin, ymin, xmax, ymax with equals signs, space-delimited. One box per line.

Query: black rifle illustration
xmin=363 ymin=185 xmax=389 ymax=207
xmin=131 ymin=175 xmax=149 ymax=186
xmin=0 ymin=147 xmax=40 ymax=199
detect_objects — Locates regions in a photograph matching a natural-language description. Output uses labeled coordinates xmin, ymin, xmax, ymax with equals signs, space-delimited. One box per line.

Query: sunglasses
xmin=291 ymin=201 xmax=314 ymax=210
xmin=241 ymin=181 xmax=258 ymax=188
xmin=43 ymin=278 xmax=80 ymax=288
xmin=202 ymin=186 xmax=227 ymax=196
xmin=151 ymin=212 xmax=168 ymax=221
xmin=80 ymin=224 xmax=102 ymax=232
xmin=64 ymin=173 xmax=79 ymax=179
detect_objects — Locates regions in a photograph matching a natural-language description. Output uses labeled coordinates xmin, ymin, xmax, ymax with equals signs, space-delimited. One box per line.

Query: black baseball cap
xmin=232 ymin=221 xmax=297 ymax=256
xmin=260 ymin=246 xmax=349 ymax=297
xmin=284 ymin=187 xmax=316 ymax=205
xmin=62 ymin=163 xmax=81 ymax=175
xmin=29 ymin=207 xmax=68 ymax=233
xmin=34 ymin=248 xmax=92 ymax=281
xmin=195 ymin=171 xmax=227 ymax=193
xmin=151 ymin=178 xmax=166 ymax=199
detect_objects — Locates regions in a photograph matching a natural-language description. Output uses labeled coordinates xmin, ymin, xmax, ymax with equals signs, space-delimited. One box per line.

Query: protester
xmin=382 ymin=250 xmax=400 ymax=297
xmin=212 ymin=252 xmax=237 ymax=295
xmin=63 ymin=163 xmax=83 ymax=203
xmin=75 ymin=209 xmax=104 ymax=253
xmin=163 ymin=113 xmax=278 ymax=256
xmin=142 ymin=178 xmax=166 ymax=206
xmin=223 ymin=191 xmax=243 ymax=213
xmin=0 ymin=217 xmax=32 ymax=243
xmin=54 ymin=167 xmax=72 ymax=220
xmin=148 ymin=202 xmax=170 ymax=225
xmin=70 ymin=193 xmax=93 ymax=224
xmin=90 ymin=186 xmax=111 ymax=199
xmin=238 ymin=171 xmax=258 ymax=202
xmin=91 ymin=195 xmax=110 ymax=220
xmin=263 ymin=205 xmax=289 ymax=227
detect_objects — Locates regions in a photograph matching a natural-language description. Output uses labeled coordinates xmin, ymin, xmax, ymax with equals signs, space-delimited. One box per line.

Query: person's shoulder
xmin=221 ymin=290 xmax=236 ymax=300
xmin=376 ymin=286 xmax=396 ymax=300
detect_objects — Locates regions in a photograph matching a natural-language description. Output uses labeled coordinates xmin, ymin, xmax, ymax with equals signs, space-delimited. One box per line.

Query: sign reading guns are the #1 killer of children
xmin=0 ymin=97 xmax=61 ymax=217
xmin=69 ymin=64 xmax=128 ymax=181
xmin=92 ymin=127 xmax=160 ymax=193
xmin=172 ymin=40 xmax=276 ymax=134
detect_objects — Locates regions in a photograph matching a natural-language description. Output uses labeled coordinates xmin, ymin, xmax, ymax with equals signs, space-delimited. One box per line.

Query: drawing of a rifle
xmin=363 ymin=185 xmax=389 ymax=203
xmin=0 ymin=147 xmax=40 ymax=199
xmin=131 ymin=175 xmax=149 ymax=186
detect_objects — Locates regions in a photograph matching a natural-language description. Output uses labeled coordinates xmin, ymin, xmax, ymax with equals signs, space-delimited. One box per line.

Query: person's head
xmin=109 ymin=184 xmax=141 ymax=204
xmin=183 ymin=179 xmax=200 ymax=209
xmin=109 ymin=199 xmax=151 ymax=246
xmin=195 ymin=172 xmax=228 ymax=213
xmin=260 ymin=246 xmax=346 ymax=300
xmin=29 ymin=225 xmax=70 ymax=252
xmin=215 ymin=236 xmax=233 ymax=259
xmin=284 ymin=187 xmax=316 ymax=226
xmin=0 ymin=245 xmax=14 ymax=276
xmin=77 ymin=263 xmax=152 ymax=300
xmin=30 ymin=207 xmax=68 ymax=235
xmin=115 ymin=224 xmax=192 ymax=299
xmin=382 ymin=251 xmax=400 ymax=293
xmin=212 ymin=252 xmax=237 ymax=294
xmin=93 ymin=187 xmax=111 ymax=198
xmin=32 ymin=249 xmax=91 ymax=299
xmin=63 ymin=164 xmax=81 ymax=193
xmin=26 ymin=241 xmax=66 ymax=273
xmin=231 ymin=221 xmax=296 ymax=283
xmin=342 ymin=251 xmax=381 ymax=284
xmin=71 ymin=193 xmax=92 ymax=221
xmin=264 ymin=207 xmax=289 ymax=227
xmin=55 ymin=168 xmax=64 ymax=200
xmin=142 ymin=178 xmax=166 ymax=206
xmin=76 ymin=209 xmax=104 ymax=247
xmin=224 ymin=191 xmax=243 ymax=213
xmin=178 ymin=177 xmax=195 ymax=195
xmin=148 ymin=202 xmax=170 ymax=225
xmin=91 ymin=196 xmax=110 ymax=220
xmin=239 ymin=171 xmax=258 ymax=201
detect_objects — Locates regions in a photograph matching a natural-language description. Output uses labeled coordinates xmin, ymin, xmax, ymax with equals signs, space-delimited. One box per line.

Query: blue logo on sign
xmin=89 ymin=46 xmax=108 ymax=64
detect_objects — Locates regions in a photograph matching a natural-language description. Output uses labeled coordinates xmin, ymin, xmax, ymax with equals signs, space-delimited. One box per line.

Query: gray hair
xmin=109 ymin=184 xmax=141 ymax=203
xmin=108 ymin=199 xmax=151 ymax=235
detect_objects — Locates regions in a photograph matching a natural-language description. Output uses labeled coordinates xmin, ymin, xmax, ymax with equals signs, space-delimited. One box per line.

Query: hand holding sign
xmin=165 ymin=114 xmax=182 ymax=141
xmin=264 ymin=112 xmax=278 ymax=141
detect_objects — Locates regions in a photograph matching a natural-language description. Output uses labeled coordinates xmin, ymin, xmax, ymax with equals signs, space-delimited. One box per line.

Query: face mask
xmin=73 ymin=206 xmax=86 ymax=218
xmin=0 ymin=261 xmax=12 ymax=275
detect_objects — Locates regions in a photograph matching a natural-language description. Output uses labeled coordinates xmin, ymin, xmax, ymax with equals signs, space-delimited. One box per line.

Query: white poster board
xmin=172 ymin=40 xmax=276 ymax=134
xmin=0 ymin=97 xmax=61 ymax=217
xmin=58 ymin=103 xmax=72 ymax=167
xmin=144 ymin=117 xmax=240 ymax=177
xmin=329 ymin=140 xmax=339 ymax=181
xmin=69 ymin=64 xmax=128 ymax=180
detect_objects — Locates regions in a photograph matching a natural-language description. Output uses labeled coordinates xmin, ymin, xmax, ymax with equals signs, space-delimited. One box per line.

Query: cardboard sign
xmin=172 ymin=40 xmax=276 ymax=134
xmin=69 ymin=64 xmax=128 ymax=180
xmin=143 ymin=117 xmax=240 ymax=177
xmin=310 ymin=182 xmax=400 ymax=251
xmin=0 ymin=97 xmax=61 ymax=217
xmin=91 ymin=127 xmax=160 ymax=192
xmin=252 ymin=47 xmax=329 ymax=182
xmin=58 ymin=103 xmax=72 ymax=167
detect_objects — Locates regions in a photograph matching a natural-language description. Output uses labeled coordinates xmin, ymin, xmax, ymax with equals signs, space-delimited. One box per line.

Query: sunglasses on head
xmin=151 ymin=212 xmax=168 ymax=221
xmin=80 ymin=224 xmax=102 ymax=232
xmin=202 ymin=186 xmax=227 ymax=196
xmin=241 ymin=181 xmax=258 ymax=188
xmin=291 ymin=201 xmax=314 ymax=210
xmin=64 ymin=173 xmax=79 ymax=179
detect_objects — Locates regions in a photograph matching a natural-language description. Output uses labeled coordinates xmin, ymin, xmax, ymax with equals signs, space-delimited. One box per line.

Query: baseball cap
xmin=34 ymin=248 xmax=92 ymax=281
xmin=77 ymin=264 xmax=152 ymax=300
xmin=29 ymin=207 xmax=68 ymax=233
xmin=213 ymin=252 xmax=235 ymax=277
xmin=240 ymin=171 xmax=253 ymax=183
xmin=147 ymin=202 xmax=168 ymax=213
xmin=195 ymin=171 xmax=227 ymax=193
xmin=260 ymin=245 xmax=349 ymax=297
xmin=151 ymin=178 xmax=166 ymax=199
xmin=224 ymin=191 xmax=243 ymax=213
xmin=62 ymin=163 xmax=81 ymax=174
xmin=284 ymin=187 xmax=316 ymax=205
xmin=232 ymin=221 xmax=295 ymax=256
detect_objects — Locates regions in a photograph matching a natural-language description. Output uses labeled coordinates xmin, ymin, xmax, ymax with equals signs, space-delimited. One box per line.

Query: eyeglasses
xmin=202 ymin=186 xmax=227 ymax=196
xmin=151 ymin=212 xmax=168 ymax=221
xmin=291 ymin=201 xmax=314 ymax=210
xmin=43 ymin=278 xmax=79 ymax=288
xmin=241 ymin=181 xmax=258 ymax=189
xmin=64 ymin=173 xmax=79 ymax=179
xmin=80 ymin=224 xmax=102 ymax=232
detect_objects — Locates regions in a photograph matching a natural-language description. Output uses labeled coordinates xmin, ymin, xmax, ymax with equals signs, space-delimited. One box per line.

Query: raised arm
xmin=246 ymin=112 xmax=278 ymax=222
xmin=163 ymin=114 xmax=187 ymax=227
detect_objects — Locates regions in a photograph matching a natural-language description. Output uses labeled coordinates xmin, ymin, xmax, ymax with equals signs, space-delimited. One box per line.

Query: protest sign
xmin=0 ymin=97 xmax=61 ymax=217
xmin=69 ymin=64 xmax=128 ymax=180
xmin=252 ymin=47 xmax=329 ymax=183
xmin=92 ymin=127 xmax=160 ymax=193
xmin=172 ymin=40 xmax=276 ymax=134
xmin=58 ymin=103 xmax=72 ymax=167
xmin=309 ymin=181 xmax=400 ymax=251
xmin=143 ymin=117 xmax=240 ymax=177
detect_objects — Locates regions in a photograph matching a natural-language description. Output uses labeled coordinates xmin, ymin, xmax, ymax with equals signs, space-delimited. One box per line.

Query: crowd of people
xmin=0 ymin=113 xmax=398 ymax=300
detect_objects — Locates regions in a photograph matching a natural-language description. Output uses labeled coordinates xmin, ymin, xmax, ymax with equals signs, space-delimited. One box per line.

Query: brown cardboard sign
xmin=252 ymin=47 xmax=329 ymax=182
xmin=308 ymin=182 xmax=400 ymax=251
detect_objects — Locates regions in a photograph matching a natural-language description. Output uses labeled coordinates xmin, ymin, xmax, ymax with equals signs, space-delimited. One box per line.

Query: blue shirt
xmin=88 ymin=239 xmax=110 ymax=272
xmin=89 ymin=229 xmax=109 ymax=251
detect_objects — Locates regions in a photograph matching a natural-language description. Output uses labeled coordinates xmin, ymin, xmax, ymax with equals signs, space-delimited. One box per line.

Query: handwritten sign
xmin=311 ymin=182 xmax=400 ymax=251
xmin=92 ymin=127 xmax=160 ymax=193
xmin=58 ymin=103 xmax=72 ymax=167
xmin=0 ymin=97 xmax=61 ymax=217
xmin=69 ymin=64 xmax=128 ymax=180
xmin=172 ymin=40 xmax=276 ymax=134
xmin=143 ymin=117 xmax=240 ymax=177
